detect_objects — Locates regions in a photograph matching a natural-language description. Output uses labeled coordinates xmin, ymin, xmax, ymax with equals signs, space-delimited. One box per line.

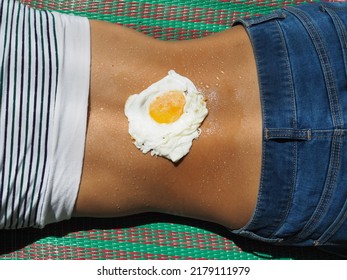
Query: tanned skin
xmin=73 ymin=20 xmax=262 ymax=230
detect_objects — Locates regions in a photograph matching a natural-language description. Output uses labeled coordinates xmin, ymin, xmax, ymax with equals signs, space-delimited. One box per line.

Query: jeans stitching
xmin=239 ymin=16 xmax=289 ymax=233
xmin=321 ymin=5 xmax=347 ymax=11
xmin=266 ymin=129 xmax=311 ymax=140
xmin=238 ymin=3 xmax=347 ymax=247
xmin=323 ymin=6 xmax=347 ymax=83
xmin=286 ymin=6 xmax=343 ymax=129
xmin=313 ymin=136 xmax=341 ymax=139
xmin=248 ymin=49 xmax=268 ymax=230
xmin=316 ymin=196 xmax=347 ymax=245
xmin=314 ymin=131 xmax=345 ymax=245
xmin=269 ymin=21 xmax=297 ymax=238
xmin=244 ymin=11 xmax=286 ymax=27
xmin=266 ymin=129 xmax=346 ymax=138
xmin=297 ymin=130 xmax=342 ymax=241
xmin=276 ymin=21 xmax=297 ymax=129
xmin=268 ymin=134 xmax=306 ymax=137
xmin=237 ymin=21 xmax=269 ymax=231
xmin=284 ymin=6 xmax=344 ymax=241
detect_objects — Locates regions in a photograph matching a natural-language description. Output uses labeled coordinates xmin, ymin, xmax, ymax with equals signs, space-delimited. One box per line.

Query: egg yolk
xmin=149 ymin=90 xmax=186 ymax=124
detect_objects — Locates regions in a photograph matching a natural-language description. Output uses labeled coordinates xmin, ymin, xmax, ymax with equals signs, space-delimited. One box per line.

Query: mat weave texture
xmin=0 ymin=0 xmax=341 ymax=260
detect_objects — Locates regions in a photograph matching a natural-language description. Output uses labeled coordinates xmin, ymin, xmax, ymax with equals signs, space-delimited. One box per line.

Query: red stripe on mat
xmin=67 ymin=228 xmax=239 ymax=252
xmin=3 ymin=244 xmax=209 ymax=260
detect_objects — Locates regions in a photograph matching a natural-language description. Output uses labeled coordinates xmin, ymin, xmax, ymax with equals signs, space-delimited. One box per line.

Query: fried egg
xmin=124 ymin=70 xmax=208 ymax=162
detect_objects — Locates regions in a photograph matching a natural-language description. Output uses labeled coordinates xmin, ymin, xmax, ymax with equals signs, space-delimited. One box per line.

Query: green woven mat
xmin=0 ymin=215 xmax=340 ymax=260
xmin=1 ymin=0 xmax=340 ymax=260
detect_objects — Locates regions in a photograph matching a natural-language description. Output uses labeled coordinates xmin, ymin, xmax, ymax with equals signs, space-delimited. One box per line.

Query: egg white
xmin=124 ymin=70 xmax=208 ymax=162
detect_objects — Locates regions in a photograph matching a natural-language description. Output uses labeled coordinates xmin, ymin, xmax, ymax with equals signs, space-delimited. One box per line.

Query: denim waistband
xmin=232 ymin=2 xmax=347 ymax=256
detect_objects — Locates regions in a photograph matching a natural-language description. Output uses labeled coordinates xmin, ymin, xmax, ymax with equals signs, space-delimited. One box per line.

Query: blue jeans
xmin=232 ymin=2 xmax=347 ymax=257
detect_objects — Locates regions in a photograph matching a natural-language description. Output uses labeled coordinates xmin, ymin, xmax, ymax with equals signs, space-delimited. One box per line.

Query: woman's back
xmin=75 ymin=22 xmax=262 ymax=230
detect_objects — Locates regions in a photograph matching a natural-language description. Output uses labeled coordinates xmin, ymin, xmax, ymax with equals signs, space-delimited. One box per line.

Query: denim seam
xmin=314 ymin=131 xmax=345 ymax=245
xmin=234 ymin=17 xmax=291 ymax=233
xmin=267 ymin=129 xmax=347 ymax=139
xmin=230 ymin=22 xmax=268 ymax=232
xmin=265 ymin=129 xmax=311 ymax=141
xmin=308 ymin=129 xmax=311 ymax=141
xmin=234 ymin=3 xmax=347 ymax=249
xmin=285 ymin=7 xmax=345 ymax=242
xmin=313 ymin=129 xmax=345 ymax=133
xmin=267 ymin=134 xmax=306 ymax=138
xmin=238 ymin=11 xmax=286 ymax=27
xmin=276 ymin=21 xmax=297 ymax=129
xmin=312 ymin=136 xmax=342 ymax=139
xmin=296 ymin=131 xmax=342 ymax=241
xmin=285 ymin=140 xmax=297 ymax=239
xmin=323 ymin=6 xmax=347 ymax=81
xmin=311 ymin=129 xmax=346 ymax=138
xmin=321 ymin=5 xmax=347 ymax=11
xmin=269 ymin=20 xmax=297 ymax=239
xmin=285 ymin=6 xmax=343 ymax=129
xmin=316 ymin=196 xmax=347 ymax=246
xmin=236 ymin=230 xmax=282 ymax=244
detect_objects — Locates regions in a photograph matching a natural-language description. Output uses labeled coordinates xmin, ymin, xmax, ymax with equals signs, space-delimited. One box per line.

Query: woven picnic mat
xmin=0 ymin=0 xmax=342 ymax=260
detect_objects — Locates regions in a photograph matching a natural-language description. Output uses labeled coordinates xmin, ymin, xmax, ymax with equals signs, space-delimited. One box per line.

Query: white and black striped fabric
xmin=0 ymin=0 xmax=90 ymax=229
